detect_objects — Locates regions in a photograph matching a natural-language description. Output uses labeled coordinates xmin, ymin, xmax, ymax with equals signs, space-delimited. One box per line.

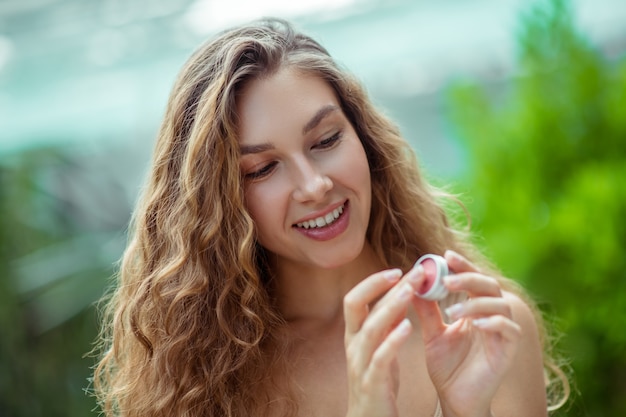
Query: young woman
xmin=93 ymin=18 xmax=568 ymax=417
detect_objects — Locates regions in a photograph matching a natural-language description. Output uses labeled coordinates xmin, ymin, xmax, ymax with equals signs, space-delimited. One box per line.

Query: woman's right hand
xmin=343 ymin=266 xmax=425 ymax=417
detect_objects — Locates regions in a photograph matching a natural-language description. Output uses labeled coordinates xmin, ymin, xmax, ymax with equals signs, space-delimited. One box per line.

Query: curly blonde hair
xmin=93 ymin=18 xmax=568 ymax=417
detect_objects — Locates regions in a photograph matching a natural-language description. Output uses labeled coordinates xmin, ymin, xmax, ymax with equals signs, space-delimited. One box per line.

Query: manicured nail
xmin=396 ymin=283 xmax=413 ymax=301
xmin=396 ymin=318 xmax=412 ymax=335
xmin=445 ymin=249 xmax=462 ymax=261
xmin=444 ymin=303 xmax=464 ymax=319
xmin=408 ymin=264 xmax=424 ymax=283
xmin=384 ymin=269 xmax=402 ymax=282
xmin=443 ymin=275 xmax=459 ymax=287
xmin=472 ymin=318 xmax=490 ymax=328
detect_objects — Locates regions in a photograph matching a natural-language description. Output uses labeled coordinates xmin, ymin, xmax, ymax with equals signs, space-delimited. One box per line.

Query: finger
xmin=411 ymin=297 xmax=446 ymax=343
xmin=350 ymin=266 xmax=433 ymax=367
xmin=389 ymin=262 xmax=447 ymax=342
xmin=371 ymin=264 xmax=425 ymax=312
xmin=365 ymin=318 xmax=413 ymax=385
xmin=443 ymin=273 xmax=502 ymax=298
xmin=344 ymin=268 xmax=402 ymax=335
xmin=359 ymin=283 xmax=413 ymax=346
xmin=472 ymin=315 xmax=522 ymax=342
xmin=346 ymin=281 xmax=415 ymax=377
xmin=444 ymin=297 xmax=513 ymax=322
xmin=444 ymin=249 xmax=481 ymax=274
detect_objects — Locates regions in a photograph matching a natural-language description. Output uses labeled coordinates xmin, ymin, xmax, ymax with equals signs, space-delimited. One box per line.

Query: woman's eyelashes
xmin=314 ymin=131 xmax=343 ymax=150
xmin=245 ymin=161 xmax=278 ymax=180
xmin=243 ymin=131 xmax=343 ymax=181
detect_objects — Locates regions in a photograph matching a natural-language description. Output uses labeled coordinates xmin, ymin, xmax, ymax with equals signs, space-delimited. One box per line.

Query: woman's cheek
xmin=245 ymin=176 xmax=289 ymax=229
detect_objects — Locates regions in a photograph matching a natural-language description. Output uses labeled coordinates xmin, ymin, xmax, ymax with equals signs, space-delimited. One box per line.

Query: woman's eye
xmin=315 ymin=131 xmax=343 ymax=149
xmin=245 ymin=161 xmax=277 ymax=180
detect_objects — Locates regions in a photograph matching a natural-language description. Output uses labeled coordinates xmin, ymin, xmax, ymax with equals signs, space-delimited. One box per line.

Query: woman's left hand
xmin=412 ymin=250 xmax=522 ymax=417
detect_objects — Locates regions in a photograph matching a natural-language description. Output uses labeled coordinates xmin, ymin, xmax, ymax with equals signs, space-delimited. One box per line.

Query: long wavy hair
xmin=93 ymin=18 xmax=568 ymax=417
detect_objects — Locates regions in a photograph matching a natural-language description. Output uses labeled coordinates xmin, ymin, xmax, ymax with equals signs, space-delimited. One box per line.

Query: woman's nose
xmin=291 ymin=158 xmax=333 ymax=202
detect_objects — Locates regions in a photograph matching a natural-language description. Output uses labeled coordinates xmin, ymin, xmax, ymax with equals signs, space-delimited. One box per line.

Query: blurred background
xmin=1 ymin=0 xmax=624 ymax=415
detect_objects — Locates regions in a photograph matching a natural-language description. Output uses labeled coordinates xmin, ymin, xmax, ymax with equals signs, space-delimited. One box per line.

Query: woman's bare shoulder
xmin=494 ymin=291 xmax=549 ymax=417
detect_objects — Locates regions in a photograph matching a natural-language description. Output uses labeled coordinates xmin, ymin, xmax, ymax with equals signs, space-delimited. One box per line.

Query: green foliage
xmin=448 ymin=0 xmax=626 ymax=416
xmin=0 ymin=148 xmax=117 ymax=416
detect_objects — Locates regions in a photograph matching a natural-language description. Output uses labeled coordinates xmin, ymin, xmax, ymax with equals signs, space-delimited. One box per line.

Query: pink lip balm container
xmin=414 ymin=254 xmax=449 ymax=301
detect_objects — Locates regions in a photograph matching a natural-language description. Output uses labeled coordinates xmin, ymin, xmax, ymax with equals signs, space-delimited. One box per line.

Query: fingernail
xmin=384 ymin=269 xmax=402 ymax=282
xmin=445 ymin=249 xmax=461 ymax=261
xmin=444 ymin=303 xmax=464 ymax=319
xmin=396 ymin=283 xmax=412 ymax=301
xmin=472 ymin=318 xmax=490 ymax=328
xmin=443 ymin=275 xmax=459 ymax=287
xmin=408 ymin=264 xmax=424 ymax=283
xmin=396 ymin=318 xmax=412 ymax=335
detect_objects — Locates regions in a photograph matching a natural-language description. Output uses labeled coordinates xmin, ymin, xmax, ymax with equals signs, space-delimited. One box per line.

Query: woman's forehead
xmin=236 ymin=68 xmax=340 ymax=144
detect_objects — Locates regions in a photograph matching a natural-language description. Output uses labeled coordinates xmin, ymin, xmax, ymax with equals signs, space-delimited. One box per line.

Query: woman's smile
xmin=293 ymin=200 xmax=350 ymax=241
xmin=294 ymin=200 xmax=345 ymax=229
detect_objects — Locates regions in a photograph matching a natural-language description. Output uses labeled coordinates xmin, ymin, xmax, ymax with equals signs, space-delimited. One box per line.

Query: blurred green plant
xmin=0 ymin=148 xmax=124 ymax=416
xmin=447 ymin=0 xmax=626 ymax=416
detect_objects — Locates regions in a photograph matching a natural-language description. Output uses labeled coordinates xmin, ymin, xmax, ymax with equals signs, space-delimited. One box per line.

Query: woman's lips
xmin=293 ymin=200 xmax=350 ymax=241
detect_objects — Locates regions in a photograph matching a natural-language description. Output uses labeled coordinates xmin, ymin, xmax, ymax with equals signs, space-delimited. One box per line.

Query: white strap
xmin=433 ymin=399 xmax=443 ymax=417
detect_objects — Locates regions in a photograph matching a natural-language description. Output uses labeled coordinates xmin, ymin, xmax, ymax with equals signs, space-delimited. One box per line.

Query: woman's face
xmin=237 ymin=67 xmax=372 ymax=270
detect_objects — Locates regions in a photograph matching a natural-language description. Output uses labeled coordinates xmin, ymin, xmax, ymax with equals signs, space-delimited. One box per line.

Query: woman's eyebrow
xmin=240 ymin=105 xmax=340 ymax=155
xmin=240 ymin=143 xmax=275 ymax=155
xmin=302 ymin=104 xmax=339 ymax=135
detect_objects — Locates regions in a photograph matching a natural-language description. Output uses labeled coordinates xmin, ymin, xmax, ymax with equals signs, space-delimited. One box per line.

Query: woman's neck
xmin=271 ymin=242 xmax=384 ymax=325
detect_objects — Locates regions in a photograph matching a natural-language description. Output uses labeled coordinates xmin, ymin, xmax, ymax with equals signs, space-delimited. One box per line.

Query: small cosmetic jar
xmin=414 ymin=254 xmax=450 ymax=301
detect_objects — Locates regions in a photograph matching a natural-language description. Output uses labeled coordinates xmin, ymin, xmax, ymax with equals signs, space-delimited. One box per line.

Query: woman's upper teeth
xmin=297 ymin=204 xmax=344 ymax=229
